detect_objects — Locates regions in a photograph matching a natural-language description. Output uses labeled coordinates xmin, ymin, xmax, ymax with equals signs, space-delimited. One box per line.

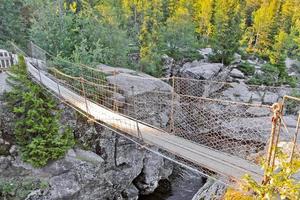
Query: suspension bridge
xmin=8 ymin=42 xmax=300 ymax=186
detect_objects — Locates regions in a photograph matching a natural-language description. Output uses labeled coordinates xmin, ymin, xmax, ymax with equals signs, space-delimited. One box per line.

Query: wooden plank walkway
xmin=26 ymin=61 xmax=264 ymax=182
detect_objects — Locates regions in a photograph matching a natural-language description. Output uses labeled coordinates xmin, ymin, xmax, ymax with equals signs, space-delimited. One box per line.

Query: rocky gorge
xmin=0 ymin=71 xmax=177 ymax=200
xmin=0 ymin=48 xmax=299 ymax=199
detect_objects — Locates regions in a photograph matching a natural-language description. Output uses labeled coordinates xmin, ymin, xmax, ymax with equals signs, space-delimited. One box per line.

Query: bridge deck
xmin=26 ymin=60 xmax=264 ymax=182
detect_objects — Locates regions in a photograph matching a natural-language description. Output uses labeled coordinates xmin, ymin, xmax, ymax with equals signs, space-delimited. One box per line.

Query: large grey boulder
xmin=134 ymin=147 xmax=173 ymax=195
xmin=161 ymin=54 xmax=176 ymax=78
xmin=180 ymin=62 xmax=223 ymax=80
xmin=198 ymin=48 xmax=213 ymax=61
xmin=230 ymin=68 xmax=245 ymax=79
xmin=263 ymin=92 xmax=279 ymax=104
xmin=285 ymin=57 xmax=300 ymax=78
xmin=231 ymin=53 xmax=242 ymax=64
xmin=246 ymin=107 xmax=271 ymax=117
xmin=98 ymin=64 xmax=172 ymax=95
xmin=222 ymin=82 xmax=252 ymax=102
xmin=222 ymin=115 xmax=298 ymax=142
xmin=192 ymin=178 xmax=227 ymax=200
xmin=99 ymin=65 xmax=174 ymax=130
xmin=0 ymin=100 xmax=173 ymax=200
xmin=107 ymin=73 xmax=172 ymax=96
xmin=49 ymin=172 xmax=81 ymax=200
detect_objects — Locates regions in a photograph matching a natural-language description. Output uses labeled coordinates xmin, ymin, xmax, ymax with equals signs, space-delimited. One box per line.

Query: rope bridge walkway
xmin=11 ymin=42 xmax=300 ymax=186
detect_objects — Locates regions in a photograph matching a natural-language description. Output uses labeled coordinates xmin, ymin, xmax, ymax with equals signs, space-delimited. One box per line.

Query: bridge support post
xmin=136 ymin=121 xmax=143 ymax=141
xmin=37 ymin=65 xmax=42 ymax=84
xmin=170 ymin=76 xmax=175 ymax=133
xmin=263 ymin=102 xmax=283 ymax=184
xmin=80 ymin=77 xmax=90 ymax=114
xmin=289 ymin=114 xmax=300 ymax=164
xmin=113 ymin=70 xmax=118 ymax=112
xmin=53 ymin=70 xmax=61 ymax=97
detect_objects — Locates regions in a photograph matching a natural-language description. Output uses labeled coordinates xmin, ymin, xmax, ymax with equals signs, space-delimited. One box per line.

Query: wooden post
xmin=136 ymin=121 xmax=143 ymax=141
xmin=131 ymin=86 xmax=135 ymax=117
xmin=37 ymin=67 xmax=42 ymax=84
xmin=80 ymin=77 xmax=89 ymax=114
xmin=113 ymin=70 xmax=117 ymax=112
xmin=54 ymin=70 xmax=61 ymax=97
xmin=263 ymin=102 xmax=282 ymax=184
xmin=170 ymin=76 xmax=175 ymax=133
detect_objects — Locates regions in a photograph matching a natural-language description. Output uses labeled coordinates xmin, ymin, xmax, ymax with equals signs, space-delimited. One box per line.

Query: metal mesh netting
xmin=12 ymin=42 xmax=300 ymax=184
xmin=173 ymin=76 xmax=300 ymax=101
xmin=278 ymin=96 xmax=300 ymax=158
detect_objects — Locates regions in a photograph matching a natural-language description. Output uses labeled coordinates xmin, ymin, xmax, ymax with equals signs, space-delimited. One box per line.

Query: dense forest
xmin=1 ymin=0 xmax=300 ymax=78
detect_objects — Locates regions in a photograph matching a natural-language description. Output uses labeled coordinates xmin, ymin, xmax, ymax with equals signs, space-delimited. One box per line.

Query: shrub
xmin=5 ymin=55 xmax=74 ymax=167
xmin=248 ymin=63 xmax=297 ymax=87
xmin=226 ymin=149 xmax=300 ymax=199
xmin=224 ymin=188 xmax=253 ymax=200
xmin=0 ymin=178 xmax=48 ymax=199
xmin=285 ymin=89 xmax=300 ymax=115
xmin=237 ymin=62 xmax=255 ymax=76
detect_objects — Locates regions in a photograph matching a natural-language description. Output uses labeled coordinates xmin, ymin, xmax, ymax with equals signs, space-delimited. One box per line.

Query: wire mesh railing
xmin=262 ymin=95 xmax=300 ymax=184
xmin=10 ymin=41 xmax=300 ymax=185
xmin=26 ymin=43 xmax=273 ymax=160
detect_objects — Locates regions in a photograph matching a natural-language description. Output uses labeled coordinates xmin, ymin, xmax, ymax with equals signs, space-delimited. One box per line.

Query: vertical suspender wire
xmin=263 ymin=102 xmax=281 ymax=184
xmin=81 ymin=77 xmax=90 ymax=115
xmin=54 ymin=70 xmax=61 ymax=97
xmin=170 ymin=76 xmax=175 ymax=133
xmin=113 ymin=70 xmax=117 ymax=112
xmin=289 ymin=113 xmax=300 ymax=164
xmin=270 ymin=100 xmax=285 ymax=170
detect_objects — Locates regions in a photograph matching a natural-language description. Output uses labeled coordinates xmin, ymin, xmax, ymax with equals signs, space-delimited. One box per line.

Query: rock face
xmin=0 ymin=69 xmax=173 ymax=200
xmin=0 ymin=103 xmax=173 ymax=200
xmin=230 ymin=68 xmax=244 ymax=79
xmin=285 ymin=58 xmax=300 ymax=79
xmin=222 ymin=82 xmax=252 ymax=102
xmin=98 ymin=65 xmax=174 ymax=130
xmin=180 ymin=61 xmax=223 ymax=80
xmin=192 ymin=178 xmax=227 ymax=200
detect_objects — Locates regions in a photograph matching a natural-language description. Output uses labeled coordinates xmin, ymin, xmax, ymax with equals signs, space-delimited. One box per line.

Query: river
xmin=139 ymin=166 xmax=205 ymax=200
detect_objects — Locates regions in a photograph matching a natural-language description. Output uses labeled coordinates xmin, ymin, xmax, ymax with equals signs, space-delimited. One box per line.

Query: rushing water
xmin=139 ymin=167 xmax=205 ymax=200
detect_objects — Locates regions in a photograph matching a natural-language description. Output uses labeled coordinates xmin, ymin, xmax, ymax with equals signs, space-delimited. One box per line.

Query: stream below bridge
xmin=139 ymin=166 xmax=205 ymax=200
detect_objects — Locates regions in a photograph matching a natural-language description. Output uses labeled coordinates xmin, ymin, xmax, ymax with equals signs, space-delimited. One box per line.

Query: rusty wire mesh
xmin=278 ymin=96 xmax=300 ymax=161
xmin=12 ymin=42 xmax=300 ymax=184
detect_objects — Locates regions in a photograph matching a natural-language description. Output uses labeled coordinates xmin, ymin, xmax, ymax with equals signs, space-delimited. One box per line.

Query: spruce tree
xmin=211 ymin=0 xmax=241 ymax=65
xmin=6 ymin=56 xmax=74 ymax=167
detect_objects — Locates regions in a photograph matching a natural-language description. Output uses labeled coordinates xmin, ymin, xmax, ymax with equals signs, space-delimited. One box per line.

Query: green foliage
xmin=224 ymin=188 xmax=253 ymax=200
xmin=5 ymin=55 xmax=74 ymax=167
xmin=211 ymin=0 xmax=242 ymax=65
xmin=248 ymin=62 xmax=297 ymax=87
xmin=0 ymin=0 xmax=30 ymax=49
xmin=3 ymin=0 xmax=300 ymax=79
xmin=30 ymin=1 xmax=132 ymax=68
xmin=285 ymin=89 xmax=300 ymax=115
xmin=242 ymin=149 xmax=300 ymax=199
xmin=237 ymin=62 xmax=255 ymax=76
xmin=0 ymin=177 xmax=48 ymax=200
xmin=158 ymin=14 xmax=202 ymax=62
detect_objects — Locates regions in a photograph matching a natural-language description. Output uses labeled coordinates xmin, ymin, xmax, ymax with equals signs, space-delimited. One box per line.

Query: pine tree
xmin=5 ymin=56 xmax=74 ymax=167
xmin=138 ymin=0 xmax=164 ymax=75
xmin=289 ymin=12 xmax=300 ymax=58
xmin=193 ymin=0 xmax=214 ymax=40
xmin=158 ymin=0 xmax=199 ymax=61
xmin=250 ymin=0 xmax=282 ymax=58
xmin=280 ymin=0 xmax=297 ymax=33
xmin=0 ymin=0 xmax=29 ymax=49
xmin=211 ymin=0 xmax=242 ymax=65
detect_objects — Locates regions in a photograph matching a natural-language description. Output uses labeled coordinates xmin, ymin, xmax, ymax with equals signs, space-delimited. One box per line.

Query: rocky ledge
xmin=0 ymin=71 xmax=173 ymax=200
